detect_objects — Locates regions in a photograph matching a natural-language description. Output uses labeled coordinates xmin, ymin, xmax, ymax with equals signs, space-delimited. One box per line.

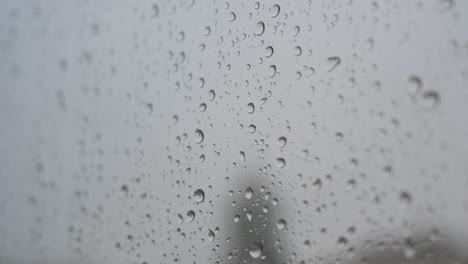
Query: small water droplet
xmin=246 ymin=211 xmax=253 ymax=221
xmin=418 ymin=90 xmax=440 ymax=110
xmin=198 ymin=103 xmax=207 ymax=113
xmin=408 ymin=75 xmax=422 ymax=94
xmin=239 ymin=151 xmax=245 ymax=162
xmin=399 ymin=191 xmax=412 ymax=206
xmin=177 ymin=214 xmax=184 ymax=224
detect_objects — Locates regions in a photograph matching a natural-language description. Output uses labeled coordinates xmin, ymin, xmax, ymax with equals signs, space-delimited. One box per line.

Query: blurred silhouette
xmin=213 ymin=161 xmax=292 ymax=263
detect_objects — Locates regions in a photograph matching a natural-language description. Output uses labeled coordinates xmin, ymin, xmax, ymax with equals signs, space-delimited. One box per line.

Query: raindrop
xmin=199 ymin=103 xmax=207 ymax=112
xmin=195 ymin=129 xmax=204 ymax=144
xmin=408 ymin=75 xmax=422 ymax=94
xmin=234 ymin=214 xmax=240 ymax=223
xmin=248 ymin=124 xmax=256 ymax=133
xmin=399 ymin=191 xmax=412 ymax=206
xmin=208 ymin=90 xmax=216 ymax=101
xmin=418 ymin=90 xmax=440 ymax=110
xmin=271 ymin=4 xmax=280 ymax=18
xmin=278 ymin=136 xmax=287 ymax=147
xmin=246 ymin=211 xmax=253 ymax=221
xmin=248 ymin=243 xmax=263 ymax=259
xmin=208 ymin=229 xmax=215 ymax=242
xmin=255 ymin=21 xmax=265 ymax=36
xmin=193 ymin=189 xmax=205 ymax=203
xmin=268 ymin=65 xmax=277 ymax=78
xmin=247 ymin=103 xmax=255 ymax=114
xmin=276 ymin=158 xmax=286 ymax=168
xmin=177 ymin=214 xmax=184 ymax=224
xmin=239 ymin=151 xmax=245 ymax=162
xmin=277 ymin=219 xmax=287 ymax=230
xmin=265 ymin=46 xmax=274 ymax=58
xmin=294 ymin=46 xmax=302 ymax=56
xmin=229 ymin=12 xmax=236 ymax=22
xmin=186 ymin=210 xmax=195 ymax=222
xmin=293 ymin=25 xmax=300 ymax=36
xmin=245 ymin=187 xmax=253 ymax=199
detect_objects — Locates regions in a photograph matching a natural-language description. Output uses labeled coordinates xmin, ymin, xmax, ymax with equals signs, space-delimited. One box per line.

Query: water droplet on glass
xmin=186 ymin=210 xmax=195 ymax=222
xmin=245 ymin=187 xmax=253 ymax=199
xmin=177 ymin=214 xmax=184 ymax=224
xmin=229 ymin=12 xmax=236 ymax=22
xmin=276 ymin=158 xmax=286 ymax=168
xmin=193 ymin=189 xmax=205 ymax=203
xmin=248 ymin=124 xmax=256 ymax=133
xmin=239 ymin=151 xmax=245 ymax=162
xmin=248 ymin=243 xmax=263 ymax=259
xmin=408 ymin=75 xmax=422 ymax=94
xmin=247 ymin=103 xmax=255 ymax=114
xmin=265 ymin=46 xmax=274 ymax=58
xmin=277 ymin=219 xmax=287 ymax=230
xmin=195 ymin=129 xmax=204 ymax=144
xmin=294 ymin=46 xmax=302 ymax=56
xmin=234 ymin=214 xmax=240 ymax=223
xmin=208 ymin=229 xmax=215 ymax=242
xmin=418 ymin=90 xmax=440 ymax=110
xmin=268 ymin=65 xmax=277 ymax=78
xmin=399 ymin=191 xmax=412 ymax=206
xmin=255 ymin=21 xmax=265 ymax=36
xmin=208 ymin=90 xmax=216 ymax=101
xmin=271 ymin=4 xmax=280 ymax=18
xmin=278 ymin=136 xmax=287 ymax=147
xmin=246 ymin=211 xmax=253 ymax=221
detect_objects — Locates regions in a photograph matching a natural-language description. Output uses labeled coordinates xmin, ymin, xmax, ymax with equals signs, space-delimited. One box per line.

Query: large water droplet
xmin=268 ymin=65 xmax=277 ymax=78
xmin=271 ymin=4 xmax=280 ymax=18
xmin=208 ymin=229 xmax=215 ymax=242
xmin=255 ymin=21 xmax=265 ymax=36
xmin=245 ymin=187 xmax=253 ymax=199
xmin=276 ymin=158 xmax=286 ymax=168
xmin=265 ymin=46 xmax=274 ymax=58
xmin=277 ymin=219 xmax=287 ymax=230
xmin=195 ymin=129 xmax=204 ymax=144
xmin=248 ymin=243 xmax=263 ymax=259
xmin=278 ymin=136 xmax=287 ymax=147
xmin=247 ymin=103 xmax=255 ymax=114
xmin=193 ymin=189 xmax=205 ymax=203
xmin=186 ymin=210 xmax=195 ymax=222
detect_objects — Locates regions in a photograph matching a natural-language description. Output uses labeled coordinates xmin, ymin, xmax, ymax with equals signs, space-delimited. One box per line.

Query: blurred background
xmin=1 ymin=0 xmax=468 ymax=263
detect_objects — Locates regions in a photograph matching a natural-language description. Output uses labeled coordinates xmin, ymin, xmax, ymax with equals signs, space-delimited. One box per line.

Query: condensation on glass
xmin=0 ymin=0 xmax=467 ymax=263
